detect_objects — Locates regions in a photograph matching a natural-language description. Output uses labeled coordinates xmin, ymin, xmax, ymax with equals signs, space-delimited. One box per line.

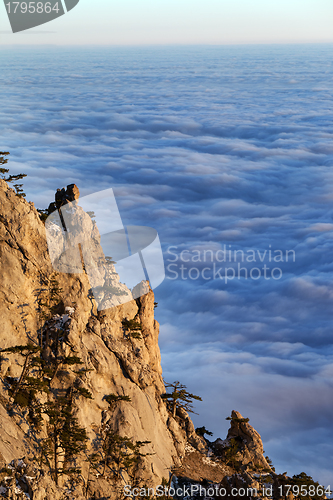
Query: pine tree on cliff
xmin=0 ymin=151 xmax=9 ymax=171
xmin=162 ymin=381 xmax=202 ymax=418
xmin=43 ymin=396 xmax=88 ymax=485
xmin=195 ymin=426 xmax=213 ymax=437
xmin=1 ymin=344 xmax=43 ymax=408
xmin=43 ymin=383 xmax=92 ymax=485
xmin=122 ymin=318 xmax=142 ymax=340
xmin=0 ymin=151 xmax=27 ymax=197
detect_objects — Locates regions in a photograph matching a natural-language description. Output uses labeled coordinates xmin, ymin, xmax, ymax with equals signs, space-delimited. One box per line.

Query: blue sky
xmin=1 ymin=0 xmax=333 ymax=45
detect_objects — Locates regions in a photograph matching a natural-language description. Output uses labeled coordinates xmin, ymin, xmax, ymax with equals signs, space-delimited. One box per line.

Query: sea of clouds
xmin=1 ymin=43 xmax=333 ymax=485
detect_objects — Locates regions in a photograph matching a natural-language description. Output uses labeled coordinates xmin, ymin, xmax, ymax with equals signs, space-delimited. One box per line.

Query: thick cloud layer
xmin=1 ymin=44 xmax=333 ymax=485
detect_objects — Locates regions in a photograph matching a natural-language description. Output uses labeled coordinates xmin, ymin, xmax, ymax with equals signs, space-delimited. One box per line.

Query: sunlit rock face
xmin=0 ymin=179 xmax=188 ymax=498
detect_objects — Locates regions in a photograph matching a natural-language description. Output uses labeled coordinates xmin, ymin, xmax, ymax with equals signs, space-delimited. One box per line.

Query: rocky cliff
xmin=0 ymin=178 xmax=194 ymax=499
xmin=0 ymin=179 xmax=326 ymax=500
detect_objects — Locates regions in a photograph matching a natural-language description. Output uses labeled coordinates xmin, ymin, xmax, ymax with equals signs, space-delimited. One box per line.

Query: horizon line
xmin=1 ymin=40 xmax=333 ymax=48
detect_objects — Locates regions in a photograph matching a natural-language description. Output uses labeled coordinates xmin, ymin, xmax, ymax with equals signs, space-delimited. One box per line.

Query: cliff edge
xmin=0 ymin=179 xmax=191 ymax=499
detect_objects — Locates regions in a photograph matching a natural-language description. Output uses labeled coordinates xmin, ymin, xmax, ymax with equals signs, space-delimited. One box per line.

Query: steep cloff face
xmin=3 ymin=0 xmax=80 ymax=33
xmin=45 ymin=187 xmax=165 ymax=312
xmin=0 ymin=178 xmax=182 ymax=494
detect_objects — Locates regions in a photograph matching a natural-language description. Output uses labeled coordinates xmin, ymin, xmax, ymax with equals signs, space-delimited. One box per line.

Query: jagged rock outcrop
xmin=175 ymin=411 xmax=274 ymax=499
xmin=45 ymin=194 xmax=135 ymax=309
xmin=177 ymin=408 xmax=207 ymax=454
xmin=173 ymin=411 xmax=316 ymax=500
xmin=208 ymin=410 xmax=270 ymax=474
xmin=0 ymin=179 xmax=191 ymax=498
xmin=48 ymin=183 xmax=80 ymax=214
xmin=225 ymin=410 xmax=270 ymax=470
